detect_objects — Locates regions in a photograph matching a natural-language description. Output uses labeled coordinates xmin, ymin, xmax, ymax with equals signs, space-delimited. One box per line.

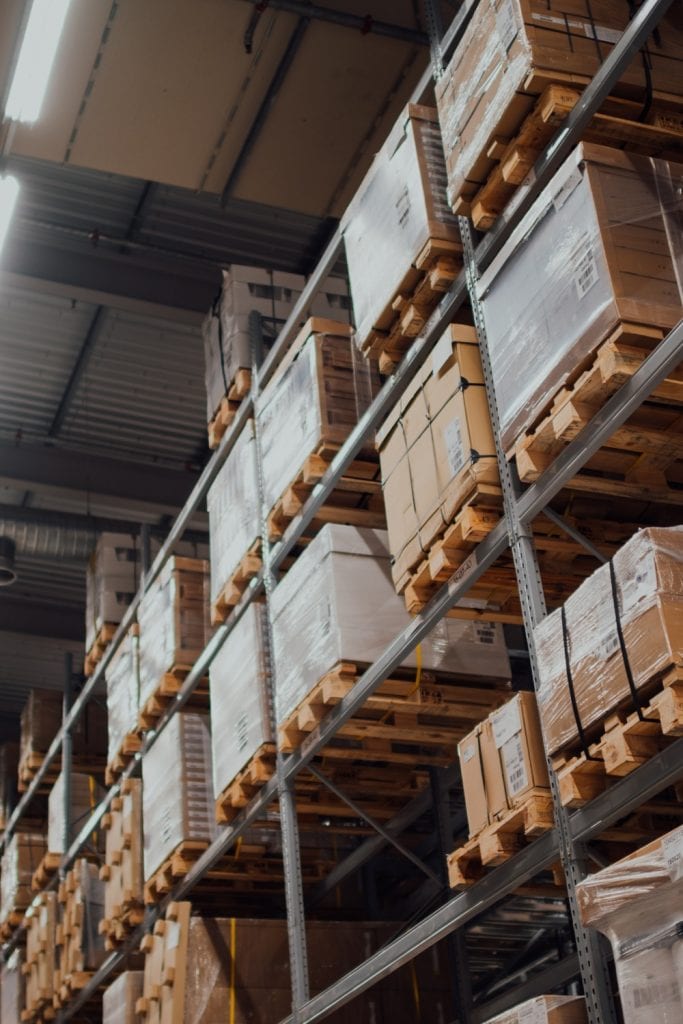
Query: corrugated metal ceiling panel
xmin=10 ymin=555 xmax=86 ymax=610
xmin=0 ymin=632 xmax=88 ymax=717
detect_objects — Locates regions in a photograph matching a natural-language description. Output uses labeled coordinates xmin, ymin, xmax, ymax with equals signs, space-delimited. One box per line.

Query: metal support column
xmin=61 ymin=653 xmax=74 ymax=873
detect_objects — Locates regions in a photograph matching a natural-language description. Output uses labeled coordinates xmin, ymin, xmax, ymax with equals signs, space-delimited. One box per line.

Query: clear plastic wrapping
xmin=0 ymin=832 xmax=45 ymax=922
xmin=103 ymin=971 xmax=144 ymax=1024
xmin=209 ymin=602 xmax=272 ymax=802
xmin=0 ymin=950 xmax=24 ymax=1023
xmin=476 ymin=144 xmax=683 ymax=452
xmin=138 ymin=556 xmax=210 ymax=710
xmin=341 ymin=103 xmax=459 ymax=351
xmin=141 ymin=712 xmax=215 ymax=879
xmin=576 ymin=825 xmax=683 ymax=1023
xmin=271 ymin=523 xmax=511 ymax=726
xmin=85 ymin=531 xmax=152 ymax=651
xmin=206 ymin=419 xmax=260 ymax=607
xmin=484 ymin=995 xmax=587 ymax=1024
xmin=535 ymin=526 xmax=683 ymax=758
xmin=19 ymin=689 xmax=107 ymax=769
xmin=105 ymin=629 xmax=140 ymax=763
xmin=47 ymin=771 xmax=105 ymax=855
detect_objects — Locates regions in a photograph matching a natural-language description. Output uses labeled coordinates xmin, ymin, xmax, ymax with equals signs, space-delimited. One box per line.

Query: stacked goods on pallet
xmin=102 ymin=970 xmax=143 ymax=1024
xmin=0 ymin=740 xmax=19 ymax=831
xmin=258 ymin=317 xmax=383 ymax=541
xmin=271 ymin=523 xmax=511 ymax=757
xmin=342 ymin=103 xmax=461 ymax=372
xmin=206 ymin=419 xmax=261 ymax=624
xmin=18 ymin=689 xmax=107 ymax=792
xmin=476 ymin=144 xmax=683 ymax=469
xmin=32 ymin=771 xmax=106 ymax=888
xmin=534 ymin=526 xmax=683 ymax=806
xmin=1 ymin=950 xmax=24 ymax=1023
xmin=448 ymin=692 xmax=553 ymax=886
xmin=22 ymin=891 xmax=57 ymax=1022
xmin=376 ymin=323 xmax=501 ymax=610
xmin=141 ymin=712 xmax=214 ymax=900
xmin=85 ymin=531 xmax=152 ymax=674
xmin=100 ymin=779 xmax=144 ymax=948
xmin=210 ymin=603 xmax=272 ymax=822
xmin=137 ymin=556 xmax=210 ymax=730
xmin=576 ymin=825 xmax=683 ymax=1023
xmin=0 ymin=833 xmax=45 ymax=936
xmin=136 ymin=903 xmax=454 ymax=1023
xmin=54 ymin=860 xmax=107 ymax=1007
xmin=484 ymin=995 xmax=587 ymax=1024
xmin=203 ymin=265 xmax=349 ymax=446
xmin=104 ymin=628 xmax=141 ymax=782
xmin=435 ymin=0 xmax=683 ymax=229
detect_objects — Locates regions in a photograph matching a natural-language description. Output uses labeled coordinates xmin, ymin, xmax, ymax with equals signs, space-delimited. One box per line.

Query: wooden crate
xmin=99 ymin=779 xmax=144 ymax=950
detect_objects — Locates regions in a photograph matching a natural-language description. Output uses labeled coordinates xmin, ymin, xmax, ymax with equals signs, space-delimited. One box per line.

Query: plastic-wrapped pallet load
xmin=376 ymin=323 xmax=500 ymax=593
xmin=534 ymin=526 xmax=683 ymax=759
xmin=484 ymin=995 xmax=587 ymax=1024
xmin=203 ymin=264 xmax=349 ymax=426
xmin=55 ymin=859 xmax=107 ymax=999
xmin=0 ymin=950 xmax=24 ymax=1023
xmin=137 ymin=556 xmax=210 ymax=713
xmin=86 ymin=531 xmax=152 ymax=653
xmin=101 ymin=779 xmax=144 ymax=947
xmin=23 ymin=891 xmax=57 ymax=1019
xmin=576 ymin=825 xmax=683 ymax=1023
xmin=271 ymin=523 xmax=511 ymax=729
xmin=210 ymin=603 xmax=271 ymax=811
xmin=0 ymin=832 xmax=46 ymax=928
xmin=105 ymin=628 xmax=140 ymax=771
xmin=206 ymin=418 xmax=260 ymax=619
xmin=102 ymin=971 xmax=144 ymax=1024
xmin=18 ymin=688 xmax=107 ymax=790
xmin=435 ymin=0 xmax=683 ymax=225
xmin=341 ymin=103 xmax=460 ymax=361
xmin=476 ymin=144 xmax=683 ymax=455
xmin=48 ymin=771 xmax=105 ymax=856
xmin=141 ymin=712 xmax=215 ymax=883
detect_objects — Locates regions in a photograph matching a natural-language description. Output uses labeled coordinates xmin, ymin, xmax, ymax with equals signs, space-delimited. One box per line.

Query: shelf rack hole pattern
xmin=2 ymin=2 xmax=682 ymax=1022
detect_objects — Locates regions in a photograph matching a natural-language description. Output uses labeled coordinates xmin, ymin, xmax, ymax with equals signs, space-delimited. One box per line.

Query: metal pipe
xmin=61 ymin=654 xmax=73 ymax=872
xmin=234 ymin=1 xmax=429 ymax=46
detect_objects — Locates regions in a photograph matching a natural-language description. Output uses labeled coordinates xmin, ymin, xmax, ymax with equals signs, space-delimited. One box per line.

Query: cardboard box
xmin=24 ymin=891 xmax=57 ymax=1015
xmin=103 ymin=971 xmax=143 ymax=1024
xmin=459 ymin=691 xmax=549 ymax=837
xmin=535 ymin=527 xmax=683 ymax=757
xmin=271 ymin=523 xmax=510 ymax=727
xmin=19 ymin=689 xmax=107 ymax=782
xmin=101 ymin=779 xmax=143 ymax=937
xmin=47 ymin=771 xmax=105 ymax=855
xmin=105 ymin=628 xmax=140 ymax=764
xmin=435 ymin=0 xmax=683 ymax=217
xmin=342 ymin=104 xmax=460 ymax=354
xmin=377 ymin=323 xmax=499 ymax=591
xmin=0 ymin=950 xmax=24 ymax=1024
xmin=476 ymin=144 xmax=683 ymax=453
xmin=0 ymin=833 xmax=46 ymax=922
xmin=85 ymin=532 xmax=154 ymax=651
xmin=485 ymin=995 xmax=587 ymax=1024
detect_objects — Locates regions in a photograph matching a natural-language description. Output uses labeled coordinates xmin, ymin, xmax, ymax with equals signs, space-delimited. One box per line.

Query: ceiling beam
xmin=235 ymin=1 xmax=429 ymax=45
xmin=0 ymin=597 xmax=83 ymax=641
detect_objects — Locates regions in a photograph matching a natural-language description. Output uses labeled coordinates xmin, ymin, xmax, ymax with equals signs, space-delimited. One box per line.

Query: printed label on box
xmin=518 ymin=1000 xmax=545 ymax=1024
xmin=474 ymin=622 xmax=497 ymax=646
xmin=460 ymin=742 xmax=476 ymax=765
xmin=444 ymin=416 xmax=467 ymax=477
xmin=491 ymin=698 xmax=521 ymax=749
xmin=571 ymin=234 xmax=599 ymax=300
xmin=662 ymin=828 xmax=683 ymax=882
xmin=620 ymin=556 xmax=657 ymax=616
xmin=597 ymin=628 xmax=620 ymax=662
xmin=502 ymin=733 xmax=528 ymax=797
xmin=236 ymin=713 xmax=249 ymax=755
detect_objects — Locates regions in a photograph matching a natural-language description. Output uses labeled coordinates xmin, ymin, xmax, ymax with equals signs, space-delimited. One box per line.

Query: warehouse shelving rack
xmin=2 ymin=0 xmax=682 ymax=1019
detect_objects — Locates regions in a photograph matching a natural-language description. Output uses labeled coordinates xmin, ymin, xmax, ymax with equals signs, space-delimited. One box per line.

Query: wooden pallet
xmin=207 ymin=368 xmax=252 ymax=449
xmin=278 ymin=660 xmax=508 ymax=759
xmin=211 ymin=539 xmax=262 ymax=625
xmin=18 ymin=750 xmax=107 ymax=794
xmin=447 ymin=791 xmax=556 ymax=887
xmin=83 ymin=622 xmax=117 ymax=678
xmin=31 ymin=852 xmax=61 ymax=893
xmin=104 ymin=729 xmax=143 ymax=786
xmin=455 ymin=82 xmax=683 ymax=230
xmin=137 ymin=665 xmax=209 ymax=732
xmin=267 ymin=441 xmax=384 ymax=543
xmin=551 ymin=664 xmax=683 ymax=808
xmin=215 ymin=743 xmax=276 ymax=824
xmin=0 ymin=908 xmax=26 ymax=942
xmin=360 ymin=237 xmax=463 ymax=373
xmin=100 ymin=778 xmax=145 ymax=950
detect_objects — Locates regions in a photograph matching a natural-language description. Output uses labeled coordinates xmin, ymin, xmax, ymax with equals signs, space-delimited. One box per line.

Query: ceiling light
xmin=0 ymin=176 xmax=20 ymax=257
xmin=5 ymin=0 xmax=73 ymax=125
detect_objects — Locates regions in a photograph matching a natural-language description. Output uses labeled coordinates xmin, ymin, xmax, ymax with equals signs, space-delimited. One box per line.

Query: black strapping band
xmin=608 ymin=558 xmax=645 ymax=721
xmin=560 ymin=604 xmax=595 ymax=759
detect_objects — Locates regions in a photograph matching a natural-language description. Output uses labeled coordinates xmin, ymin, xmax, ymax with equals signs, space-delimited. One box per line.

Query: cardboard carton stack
xmin=103 ymin=970 xmax=144 ymax=1024
xmin=100 ymin=778 xmax=144 ymax=947
xmin=104 ymin=627 xmax=142 ymax=782
xmin=18 ymin=688 xmax=107 ymax=793
xmin=484 ymin=996 xmax=587 ymax=1024
xmin=54 ymin=859 xmax=107 ymax=1007
xmin=85 ymin=532 xmax=152 ymax=673
xmin=32 ymin=771 xmax=105 ymax=888
xmin=0 ymin=832 xmax=46 ymax=936
xmin=22 ymin=891 xmax=57 ymax=1022
xmin=1 ymin=950 xmax=24 ymax=1024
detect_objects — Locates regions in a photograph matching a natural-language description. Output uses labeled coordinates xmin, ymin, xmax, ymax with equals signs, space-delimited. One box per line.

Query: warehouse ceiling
xmin=0 ymin=0 xmax=445 ymax=706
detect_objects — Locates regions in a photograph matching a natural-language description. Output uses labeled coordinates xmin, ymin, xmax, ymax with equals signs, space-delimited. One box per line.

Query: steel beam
xmin=48 ymin=307 xmax=106 ymax=437
xmin=235 ymin=1 xmax=429 ymax=45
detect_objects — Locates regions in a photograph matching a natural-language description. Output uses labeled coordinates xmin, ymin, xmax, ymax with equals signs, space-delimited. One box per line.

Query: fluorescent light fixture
xmin=5 ymin=0 xmax=73 ymax=124
xmin=0 ymin=176 xmax=20 ymax=256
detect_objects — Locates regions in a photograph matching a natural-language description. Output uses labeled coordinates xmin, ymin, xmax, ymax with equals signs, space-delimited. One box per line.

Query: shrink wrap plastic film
xmin=142 ymin=712 xmax=215 ymax=879
xmin=271 ymin=524 xmax=511 ymax=726
xmin=20 ymin=688 xmax=107 ymax=766
xmin=535 ymin=527 xmax=683 ymax=757
xmin=0 ymin=832 xmax=45 ymax=921
xmin=476 ymin=144 xmax=683 ymax=452
xmin=138 ymin=556 xmax=210 ymax=710
xmin=103 ymin=971 xmax=143 ymax=1024
xmin=0 ymin=950 xmax=23 ymax=1023
xmin=206 ymin=419 xmax=260 ymax=606
xmin=576 ymin=826 xmax=683 ymax=1024
xmin=484 ymin=994 xmax=587 ymax=1024
xmin=48 ymin=771 xmax=105 ymax=854
xmin=105 ymin=630 xmax=139 ymax=763
xmin=210 ymin=602 xmax=271 ymax=801
xmin=341 ymin=104 xmax=459 ymax=350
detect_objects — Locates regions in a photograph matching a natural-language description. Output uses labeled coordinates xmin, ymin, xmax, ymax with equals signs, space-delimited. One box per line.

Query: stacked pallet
xmin=102 ymin=970 xmax=143 ymax=1024
xmin=22 ymin=891 xmax=57 ymax=1022
xmin=32 ymin=771 xmax=105 ymax=891
xmin=1 ymin=949 xmax=25 ymax=1024
xmin=0 ymin=832 xmax=46 ymax=939
xmin=104 ymin=627 xmax=142 ymax=784
xmin=54 ymin=859 xmax=107 ymax=1008
xmin=99 ymin=779 xmax=144 ymax=948
xmin=485 ymin=995 xmax=587 ymax=1024
xmin=85 ymin=532 xmax=152 ymax=676
xmin=435 ymin=0 xmax=683 ymax=229
xmin=18 ymin=689 xmax=107 ymax=793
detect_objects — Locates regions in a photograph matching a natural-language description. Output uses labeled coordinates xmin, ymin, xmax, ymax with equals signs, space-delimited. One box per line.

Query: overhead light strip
xmin=5 ymin=0 xmax=73 ymax=125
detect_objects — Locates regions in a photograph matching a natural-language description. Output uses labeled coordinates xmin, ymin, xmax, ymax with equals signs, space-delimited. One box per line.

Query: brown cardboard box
xmin=23 ymin=891 xmax=57 ymax=1018
xmin=484 ymin=995 xmax=587 ymax=1024
xmin=0 ymin=950 xmax=24 ymax=1024
xmin=0 ymin=832 xmax=46 ymax=924
xmin=103 ymin=970 xmax=144 ymax=1024
xmin=377 ymin=323 xmax=500 ymax=593
xmin=18 ymin=689 xmax=107 ymax=788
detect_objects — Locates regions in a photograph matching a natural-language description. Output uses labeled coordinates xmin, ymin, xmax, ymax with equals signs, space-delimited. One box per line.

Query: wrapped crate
xmin=206 ymin=419 xmax=261 ymax=624
xmin=100 ymin=778 xmax=144 ymax=948
xmin=103 ymin=971 xmax=144 ymax=1024
xmin=137 ymin=556 xmax=210 ymax=722
xmin=476 ymin=144 xmax=683 ymax=458
xmin=435 ymin=0 xmax=683 ymax=228
xmin=85 ymin=531 xmax=154 ymax=662
xmin=534 ymin=527 xmax=683 ymax=787
xmin=141 ymin=712 xmax=215 ymax=892
xmin=271 ymin=524 xmax=510 ymax=748
xmin=23 ymin=891 xmax=57 ymax=1021
xmin=0 ymin=740 xmax=19 ymax=831
xmin=105 ymin=628 xmax=141 ymax=782
xmin=577 ymin=825 xmax=683 ymax=1024
xmin=203 ymin=265 xmax=348 ymax=444
xmin=484 ymin=995 xmax=587 ymax=1024
xmin=377 ymin=323 xmax=500 ymax=596
xmin=54 ymin=860 xmax=107 ymax=1007
xmin=342 ymin=103 xmax=461 ymax=368
xmin=1 ymin=950 xmax=24 ymax=1024
xmin=258 ymin=318 xmax=382 ymax=541
xmin=0 ymin=833 xmax=46 ymax=934
xmin=210 ymin=603 xmax=273 ymax=822
xmin=18 ymin=688 xmax=107 ymax=792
